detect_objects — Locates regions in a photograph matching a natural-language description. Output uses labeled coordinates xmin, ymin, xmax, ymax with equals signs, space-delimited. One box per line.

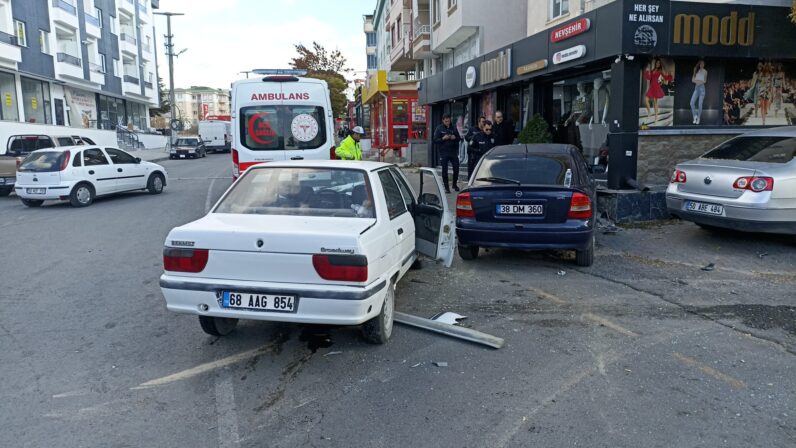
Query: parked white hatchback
xmin=15 ymin=146 xmax=168 ymax=207
xmin=159 ymin=161 xmax=455 ymax=344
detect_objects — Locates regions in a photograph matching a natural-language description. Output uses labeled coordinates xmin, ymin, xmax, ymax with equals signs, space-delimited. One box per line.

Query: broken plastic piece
xmin=394 ymin=312 xmax=505 ymax=349
xmin=701 ymin=263 xmax=715 ymax=272
xmin=430 ymin=312 xmax=467 ymax=325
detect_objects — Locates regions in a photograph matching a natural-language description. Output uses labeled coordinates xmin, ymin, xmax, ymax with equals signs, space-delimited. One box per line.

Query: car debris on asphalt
xmin=701 ymin=263 xmax=716 ymax=271
xmin=430 ymin=312 xmax=467 ymax=325
xmin=433 ymin=362 xmax=448 ymax=367
xmin=394 ymin=312 xmax=505 ymax=349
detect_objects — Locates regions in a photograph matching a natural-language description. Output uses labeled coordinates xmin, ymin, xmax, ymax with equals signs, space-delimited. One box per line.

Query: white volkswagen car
xmin=15 ymin=146 xmax=168 ymax=207
xmin=159 ymin=161 xmax=455 ymax=344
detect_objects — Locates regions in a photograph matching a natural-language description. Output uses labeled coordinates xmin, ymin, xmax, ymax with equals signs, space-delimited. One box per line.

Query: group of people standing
xmin=433 ymin=111 xmax=516 ymax=194
xmin=723 ymin=61 xmax=789 ymax=126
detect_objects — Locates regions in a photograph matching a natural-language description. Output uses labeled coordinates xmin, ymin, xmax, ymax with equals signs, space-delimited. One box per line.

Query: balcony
xmin=55 ymin=52 xmax=84 ymax=80
xmin=413 ymin=20 xmax=432 ymax=60
xmin=88 ymin=62 xmax=105 ymax=85
xmin=119 ymin=0 xmax=135 ymax=14
xmin=85 ymin=12 xmax=102 ymax=38
xmin=389 ymin=31 xmax=414 ymax=72
xmin=119 ymin=29 xmax=138 ymax=55
xmin=124 ymin=75 xmax=139 ymax=84
xmin=0 ymin=32 xmax=22 ymax=69
xmin=51 ymin=0 xmax=76 ymax=15
xmin=57 ymin=52 xmax=81 ymax=66
xmin=51 ymin=0 xmax=80 ymax=27
xmin=120 ymin=31 xmax=137 ymax=45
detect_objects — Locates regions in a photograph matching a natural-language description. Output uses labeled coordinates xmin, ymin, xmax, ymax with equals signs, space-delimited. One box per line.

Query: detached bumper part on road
xmin=159 ymin=275 xmax=389 ymax=325
xmin=456 ymin=219 xmax=594 ymax=250
xmin=666 ymin=194 xmax=796 ymax=234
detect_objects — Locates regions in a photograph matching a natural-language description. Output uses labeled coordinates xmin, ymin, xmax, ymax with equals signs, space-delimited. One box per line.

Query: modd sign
xmin=480 ymin=48 xmax=512 ymax=86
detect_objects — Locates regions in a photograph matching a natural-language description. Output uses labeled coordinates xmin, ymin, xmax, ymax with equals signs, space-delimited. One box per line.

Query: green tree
xmin=791 ymin=0 xmax=796 ymax=24
xmin=290 ymin=41 xmax=352 ymax=119
xmin=150 ymin=72 xmax=170 ymax=117
xmin=517 ymin=114 xmax=553 ymax=144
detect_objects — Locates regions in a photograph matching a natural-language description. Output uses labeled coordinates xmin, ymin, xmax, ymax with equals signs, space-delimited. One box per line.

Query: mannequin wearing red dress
xmin=643 ymin=58 xmax=673 ymax=125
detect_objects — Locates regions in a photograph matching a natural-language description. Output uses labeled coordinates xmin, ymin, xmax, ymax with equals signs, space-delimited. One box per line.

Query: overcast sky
xmin=154 ymin=0 xmax=371 ymax=90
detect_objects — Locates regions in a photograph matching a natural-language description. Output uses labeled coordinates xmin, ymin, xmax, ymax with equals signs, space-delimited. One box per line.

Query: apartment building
xmin=0 ymin=0 xmax=159 ymax=132
xmin=171 ymin=86 xmax=230 ymax=129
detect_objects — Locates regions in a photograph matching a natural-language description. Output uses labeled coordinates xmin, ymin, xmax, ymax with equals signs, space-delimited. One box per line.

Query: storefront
xmin=418 ymin=0 xmax=796 ymax=189
xmin=363 ymin=70 xmax=428 ymax=156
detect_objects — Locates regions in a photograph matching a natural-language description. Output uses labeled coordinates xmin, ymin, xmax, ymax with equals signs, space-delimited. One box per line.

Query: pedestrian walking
xmin=335 ymin=126 xmax=366 ymax=160
xmin=433 ymin=114 xmax=461 ymax=193
xmin=492 ymin=111 xmax=516 ymax=146
xmin=468 ymin=120 xmax=496 ymax=178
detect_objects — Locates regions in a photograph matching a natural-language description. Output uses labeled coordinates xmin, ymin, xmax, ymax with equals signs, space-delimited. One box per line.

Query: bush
xmin=517 ymin=114 xmax=553 ymax=144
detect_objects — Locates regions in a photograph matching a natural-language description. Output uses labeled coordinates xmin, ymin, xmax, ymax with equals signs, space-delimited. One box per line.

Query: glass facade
xmin=0 ymin=71 xmax=19 ymax=122
xmin=21 ymin=76 xmax=51 ymax=124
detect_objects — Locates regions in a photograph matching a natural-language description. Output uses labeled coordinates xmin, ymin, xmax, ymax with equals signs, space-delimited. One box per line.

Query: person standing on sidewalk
xmin=433 ymin=114 xmax=461 ymax=193
xmin=492 ymin=111 xmax=516 ymax=146
xmin=468 ymin=120 xmax=496 ymax=178
xmin=335 ymin=126 xmax=366 ymax=160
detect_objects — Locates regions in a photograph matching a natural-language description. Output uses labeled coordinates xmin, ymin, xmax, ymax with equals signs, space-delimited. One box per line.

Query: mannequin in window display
xmin=593 ymin=77 xmax=610 ymax=125
xmin=643 ymin=58 xmax=672 ymax=125
xmin=564 ymin=82 xmax=592 ymax=147
xmin=578 ymin=77 xmax=610 ymax=163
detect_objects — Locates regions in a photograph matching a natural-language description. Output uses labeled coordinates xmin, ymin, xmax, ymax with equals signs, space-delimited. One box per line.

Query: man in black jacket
xmin=492 ymin=110 xmax=516 ymax=146
xmin=468 ymin=120 xmax=496 ymax=178
xmin=433 ymin=114 xmax=461 ymax=193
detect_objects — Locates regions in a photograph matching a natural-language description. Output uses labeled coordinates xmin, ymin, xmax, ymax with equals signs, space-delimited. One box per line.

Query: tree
xmin=517 ymin=114 xmax=553 ymax=144
xmin=290 ymin=41 xmax=352 ymax=119
xmin=791 ymin=0 xmax=796 ymax=24
xmin=150 ymin=72 xmax=170 ymax=117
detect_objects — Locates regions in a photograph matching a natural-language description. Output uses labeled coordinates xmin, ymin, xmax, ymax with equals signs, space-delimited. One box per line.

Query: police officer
xmin=468 ymin=120 xmax=496 ymax=178
xmin=335 ymin=126 xmax=366 ymax=160
xmin=433 ymin=114 xmax=461 ymax=193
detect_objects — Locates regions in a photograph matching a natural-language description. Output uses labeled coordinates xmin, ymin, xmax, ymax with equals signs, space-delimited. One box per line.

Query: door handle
xmin=117 ymin=168 xmax=123 ymax=172
xmin=290 ymin=156 xmax=304 ymax=160
xmin=397 ymin=228 xmax=404 ymax=235
xmin=88 ymin=170 xmax=95 ymax=175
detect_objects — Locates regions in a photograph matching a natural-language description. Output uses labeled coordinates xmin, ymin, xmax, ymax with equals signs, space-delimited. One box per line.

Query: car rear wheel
xmin=21 ymin=198 xmax=43 ymax=207
xmin=0 ymin=187 xmax=11 ymax=197
xmin=575 ymin=236 xmax=595 ymax=267
xmin=198 ymin=316 xmax=239 ymax=336
xmin=147 ymin=173 xmax=165 ymax=194
xmin=362 ymin=284 xmax=394 ymax=344
xmin=458 ymin=244 xmax=479 ymax=260
xmin=69 ymin=183 xmax=94 ymax=207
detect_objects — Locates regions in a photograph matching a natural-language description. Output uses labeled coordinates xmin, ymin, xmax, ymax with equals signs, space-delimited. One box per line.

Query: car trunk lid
xmin=676 ymin=159 xmax=758 ymax=199
xmin=468 ymin=185 xmax=577 ymax=224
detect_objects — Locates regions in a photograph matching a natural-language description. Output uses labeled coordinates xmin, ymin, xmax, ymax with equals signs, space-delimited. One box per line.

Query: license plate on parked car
xmin=222 ymin=291 xmax=297 ymax=313
xmin=26 ymin=188 xmax=46 ymax=194
xmin=496 ymin=204 xmax=544 ymax=215
xmin=685 ymin=201 xmax=724 ymax=215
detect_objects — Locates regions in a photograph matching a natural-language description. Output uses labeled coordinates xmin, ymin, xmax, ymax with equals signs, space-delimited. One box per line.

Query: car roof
xmin=738 ymin=126 xmax=796 ymax=138
xmin=488 ymin=144 xmax=576 ymax=157
xmin=250 ymin=160 xmax=393 ymax=171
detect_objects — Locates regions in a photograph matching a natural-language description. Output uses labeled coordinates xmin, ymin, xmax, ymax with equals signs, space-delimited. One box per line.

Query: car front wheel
xmin=362 ymin=284 xmax=394 ymax=344
xmin=198 ymin=316 xmax=238 ymax=336
xmin=147 ymin=173 xmax=165 ymax=194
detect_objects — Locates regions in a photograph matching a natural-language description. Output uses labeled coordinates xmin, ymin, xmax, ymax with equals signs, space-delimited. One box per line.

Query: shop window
xmin=551 ymin=71 xmax=611 ymax=165
xmin=0 ymin=71 xmax=19 ymax=122
xmin=21 ymin=77 xmax=51 ymax=124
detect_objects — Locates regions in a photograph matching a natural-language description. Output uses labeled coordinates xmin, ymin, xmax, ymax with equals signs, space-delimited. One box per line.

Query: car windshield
xmin=214 ymin=167 xmax=374 ymax=218
xmin=702 ymin=136 xmax=796 ymax=163
xmin=239 ymin=105 xmax=327 ymax=151
xmin=18 ymin=152 xmax=65 ymax=172
xmin=175 ymin=139 xmax=199 ymax=146
xmin=473 ymin=154 xmax=573 ymax=186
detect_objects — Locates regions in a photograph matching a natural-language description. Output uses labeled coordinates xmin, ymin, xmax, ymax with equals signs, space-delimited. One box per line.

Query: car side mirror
xmin=134 ymin=157 xmax=141 ymax=164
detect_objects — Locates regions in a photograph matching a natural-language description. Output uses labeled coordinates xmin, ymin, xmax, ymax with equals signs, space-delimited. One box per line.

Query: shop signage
xmin=552 ymin=45 xmax=586 ymax=65
xmin=673 ymin=11 xmax=755 ymax=46
xmin=516 ymin=59 xmax=548 ymax=76
xmin=626 ymin=1 xmax=668 ymax=53
xmin=202 ymin=103 xmax=209 ymax=119
xmin=4 ymin=94 xmax=11 ymax=107
xmin=465 ymin=66 xmax=477 ymax=89
xmin=550 ymin=18 xmax=591 ymax=43
xmin=479 ymin=48 xmax=511 ymax=86
xmin=31 ymin=97 xmax=38 ymax=110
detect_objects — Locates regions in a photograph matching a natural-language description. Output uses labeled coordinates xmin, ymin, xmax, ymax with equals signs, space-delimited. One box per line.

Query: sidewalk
xmin=129 ymin=147 xmax=170 ymax=163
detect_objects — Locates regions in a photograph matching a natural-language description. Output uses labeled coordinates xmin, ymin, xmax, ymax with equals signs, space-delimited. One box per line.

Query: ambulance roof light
xmin=252 ymin=69 xmax=308 ymax=76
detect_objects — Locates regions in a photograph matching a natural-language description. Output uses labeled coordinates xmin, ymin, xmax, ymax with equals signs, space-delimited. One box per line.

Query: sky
xmin=154 ymin=0 xmax=371 ymax=90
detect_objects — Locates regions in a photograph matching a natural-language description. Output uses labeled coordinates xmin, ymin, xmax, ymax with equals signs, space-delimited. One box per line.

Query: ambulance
xmin=230 ymin=69 xmax=335 ymax=178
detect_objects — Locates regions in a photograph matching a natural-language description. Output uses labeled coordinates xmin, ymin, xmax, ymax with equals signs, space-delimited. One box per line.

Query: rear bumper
xmin=159 ymin=274 xmax=388 ymax=326
xmin=666 ymin=195 xmax=796 ymax=234
xmin=0 ymin=177 xmax=15 ymax=187
xmin=15 ymin=182 xmax=74 ymax=200
xmin=456 ymin=219 xmax=594 ymax=250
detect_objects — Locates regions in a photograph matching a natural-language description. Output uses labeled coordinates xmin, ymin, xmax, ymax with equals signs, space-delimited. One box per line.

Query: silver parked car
xmin=666 ymin=127 xmax=796 ymax=234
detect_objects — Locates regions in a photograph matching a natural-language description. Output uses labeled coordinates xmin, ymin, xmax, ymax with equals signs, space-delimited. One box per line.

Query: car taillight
xmin=733 ymin=176 xmax=773 ymax=192
xmin=15 ymin=157 xmax=22 ymax=170
xmin=456 ymin=192 xmax=475 ymax=218
xmin=231 ymin=148 xmax=240 ymax=178
xmin=670 ymin=170 xmax=687 ymax=184
xmin=163 ymin=248 xmax=209 ymax=273
xmin=330 ymin=146 xmax=336 ymax=160
xmin=312 ymin=254 xmax=368 ymax=282
xmin=59 ymin=150 xmax=70 ymax=171
xmin=568 ymin=192 xmax=593 ymax=220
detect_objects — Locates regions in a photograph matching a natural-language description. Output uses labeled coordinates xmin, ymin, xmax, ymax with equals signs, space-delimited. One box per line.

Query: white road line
xmin=215 ymin=377 xmax=241 ymax=448
xmin=52 ymin=389 xmax=89 ymax=399
xmin=582 ymin=312 xmax=639 ymax=337
xmin=131 ymin=344 xmax=276 ymax=390
xmin=672 ymin=352 xmax=746 ymax=389
xmin=205 ymin=177 xmax=218 ymax=213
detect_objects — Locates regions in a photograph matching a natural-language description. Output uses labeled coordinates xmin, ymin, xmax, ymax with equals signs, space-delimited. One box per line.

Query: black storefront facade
xmin=418 ymin=0 xmax=796 ymax=195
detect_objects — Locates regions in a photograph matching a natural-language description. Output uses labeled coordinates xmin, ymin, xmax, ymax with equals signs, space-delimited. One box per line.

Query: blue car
xmin=455 ymin=144 xmax=596 ymax=266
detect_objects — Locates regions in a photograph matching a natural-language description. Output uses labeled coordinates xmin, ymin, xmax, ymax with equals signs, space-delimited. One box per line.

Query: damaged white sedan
xmin=159 ymin=161 xmax=454 ymax=344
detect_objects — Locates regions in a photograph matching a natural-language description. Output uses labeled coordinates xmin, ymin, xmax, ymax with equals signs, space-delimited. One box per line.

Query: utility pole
xmin=154 ymin=12 xmax=184 ymax=150
xmin=239 ymin=70 xmax=253 ymax=79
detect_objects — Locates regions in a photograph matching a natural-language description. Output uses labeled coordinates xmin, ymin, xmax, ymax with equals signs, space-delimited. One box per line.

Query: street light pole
xmin=154 ymin=12 xmax=184 ymax=151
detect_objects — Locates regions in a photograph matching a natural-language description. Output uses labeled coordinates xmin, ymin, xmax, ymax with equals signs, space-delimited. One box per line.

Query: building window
xmin=113 ymin=58 xmax=120 ymax=77
xmin=432 ymin=0 xmax=440 ymax=25
xmin=100 ymin=54 xmax=106 ymax=73
xmin=0 ymin=71 xmax=19 ymax=122
xmin=366 ymin=31 xmax=376 ymax=47
xmin=96 ymin=8 xmax=103 ymax=28
xmin=0 ymin=1 xmax=12 ymax=36
xmin=367 ymin=54 xmax=377 ymax=70
xmin=39 ymin=30 xmax=49 ymax=54
xmin=14 ymin=20 xmax=26 ymax=47
xmin=21 ymin=76 xmax=51 ymax=124
xmin=550 ymin=0 xmax=569 ymax=20
xmin=448 ymin=0 xmax=457 ymax=11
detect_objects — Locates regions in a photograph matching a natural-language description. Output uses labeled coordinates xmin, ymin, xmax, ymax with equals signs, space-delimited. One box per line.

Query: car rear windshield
xmin=18 ymin=152 xmax=65 ymax=172
xmin=175 ymin=139 xmax=198 ymax=146
xmin=214 ymin=167 xmax=374 ymax=218
xmin=473 ymin=154 xmax=573 ymax=186
xmin=6 ymin=136 xmax=56 ymax=157
xmin=702 ymin=136 xmax=796 ymax=163
xmin=239 ymin=106 xmax=326 ymax=151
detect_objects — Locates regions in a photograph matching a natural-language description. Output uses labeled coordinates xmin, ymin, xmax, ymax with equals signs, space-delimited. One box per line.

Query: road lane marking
xmin=205 ymin=177 xmax=218 ymax=213
xmin=131 ymin=344 xmax=276 ymax=390
xmin=528 ymin=287 xmax=567 ymax=304
xmin=582 ymin=313 xmax=639 ymax=337
xmin=215 ymin=377 xmax=241 ymax=448
xmin=672 ymin=352 xmax=746 ymax=389
xmin=52 ymin=389 xmax=89 ymax=399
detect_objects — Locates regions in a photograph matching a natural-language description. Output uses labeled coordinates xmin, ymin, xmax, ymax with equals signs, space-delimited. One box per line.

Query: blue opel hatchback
xmin=455 ymin=144 xmax=597 ymax=266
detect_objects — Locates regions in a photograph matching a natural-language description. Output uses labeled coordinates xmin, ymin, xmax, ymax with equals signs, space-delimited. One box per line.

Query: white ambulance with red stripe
xmin=230 ymin=69 xmax=335 ymax=178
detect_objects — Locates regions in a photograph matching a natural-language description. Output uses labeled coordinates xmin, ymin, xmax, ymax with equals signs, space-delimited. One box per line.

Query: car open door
xmin=415 ymin=168 xmax=455 ymax=267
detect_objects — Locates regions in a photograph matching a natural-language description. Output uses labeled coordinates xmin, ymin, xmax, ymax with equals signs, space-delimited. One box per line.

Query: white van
xmin=230 ymin=70 xmax=334 ymax=178
xmin=198 ymin=120 xmax=231 ymax=153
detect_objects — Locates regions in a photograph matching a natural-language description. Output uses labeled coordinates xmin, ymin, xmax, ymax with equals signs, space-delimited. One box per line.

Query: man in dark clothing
xmin=433 ymin=114 xmax=461 ymax=193
xmin=492 ymin=110 xmax=516 ymax=146
xmin=468 ymin=120 xmax=496 ymax=178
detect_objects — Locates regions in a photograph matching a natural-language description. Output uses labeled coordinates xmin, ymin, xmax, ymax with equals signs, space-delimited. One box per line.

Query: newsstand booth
xmin=363 ymin=70 xmax=428 ymax=159
xmin=418 ymin=0 xmax=796 ymax=191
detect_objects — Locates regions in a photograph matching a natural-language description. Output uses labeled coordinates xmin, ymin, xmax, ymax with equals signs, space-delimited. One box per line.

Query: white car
xmin=15 ymin=146 xmax=168 ymax=207
xmin=159 ymin=161 xmax=455 ymax=344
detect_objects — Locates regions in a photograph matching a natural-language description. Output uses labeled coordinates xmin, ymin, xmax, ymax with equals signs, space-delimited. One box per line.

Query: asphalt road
xmin=1 ymin=155 xmax=794 ymax=448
